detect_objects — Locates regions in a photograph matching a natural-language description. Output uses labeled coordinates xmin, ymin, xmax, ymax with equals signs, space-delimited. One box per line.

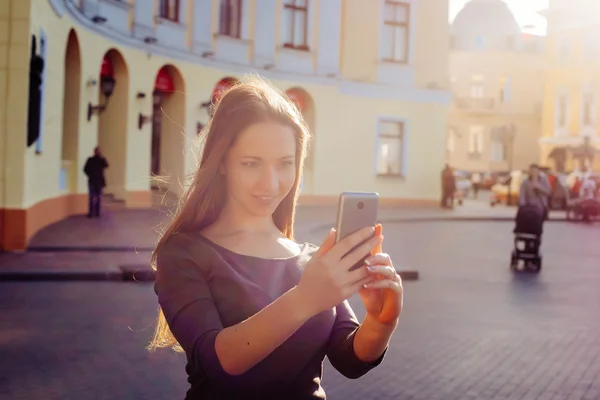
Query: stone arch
xmin=60 ymin=29 xmax=81 ymax=193
xmin=151 ymin=64 xmax=186 ymax=195
xmin=97 ymin=48 xmax=129 ymax=201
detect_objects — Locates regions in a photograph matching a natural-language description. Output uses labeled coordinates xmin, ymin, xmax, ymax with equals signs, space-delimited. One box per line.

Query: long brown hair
xmin=147 ymin=75 xmax=311 ymax=352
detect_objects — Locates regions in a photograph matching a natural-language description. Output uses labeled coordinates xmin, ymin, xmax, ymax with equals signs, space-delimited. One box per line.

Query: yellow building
xmin=0 ymin=0 xmax=451 ymax=251
xmin=539 ymin=0 xmax=600 ymax=173
xmin=447 ymin=0 xmax=543 ymax=174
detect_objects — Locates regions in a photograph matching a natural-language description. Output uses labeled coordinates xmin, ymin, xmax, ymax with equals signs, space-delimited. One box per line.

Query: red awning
xmin=100 ymin=55 xmax=114 ymax=77
xmin=285 ymin=89 xmax=306 ymax=112
xmin=155 ymin=67 xmax=174 ymax=93
xmin=211 ymin=77 xmax=238 ymax=104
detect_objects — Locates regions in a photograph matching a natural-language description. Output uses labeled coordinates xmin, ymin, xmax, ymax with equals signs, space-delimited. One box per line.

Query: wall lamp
xmin=87 ymin=75 xmax=116 ymax=121
xmin=91 ymin=15 xmax=107 ymax=24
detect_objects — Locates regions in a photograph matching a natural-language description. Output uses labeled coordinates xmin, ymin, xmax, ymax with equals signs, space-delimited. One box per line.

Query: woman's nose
xmin=259 ymin=168 xmax=279 ymax=191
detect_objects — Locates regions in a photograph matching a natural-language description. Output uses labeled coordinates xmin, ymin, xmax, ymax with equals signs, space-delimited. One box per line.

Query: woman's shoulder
xmin=156 ymin=232 xmax=222 ymax=272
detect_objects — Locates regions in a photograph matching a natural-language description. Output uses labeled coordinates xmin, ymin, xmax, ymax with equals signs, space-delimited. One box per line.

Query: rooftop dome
xmin=452 ymin=0 xmax=521 ymax=37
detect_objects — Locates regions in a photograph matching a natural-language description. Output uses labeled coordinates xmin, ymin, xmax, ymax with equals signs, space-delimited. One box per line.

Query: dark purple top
xmin=154 ymin=232 xmax=386 ymax=399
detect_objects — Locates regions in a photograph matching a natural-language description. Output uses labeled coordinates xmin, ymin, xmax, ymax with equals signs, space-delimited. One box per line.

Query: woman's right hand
xmin=296 ymin=226 xmax=383 ymax=317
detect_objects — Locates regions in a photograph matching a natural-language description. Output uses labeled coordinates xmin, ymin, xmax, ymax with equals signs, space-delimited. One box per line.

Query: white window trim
xmin=216 ymin=0 xmax=250 ymax=40
xmin=378 ymin=0 xmax=416 ymax=64
xmin=374 ymin=116 xmax=409 ymax=177
xmin=279 ymin=0 xmax=315 ymax=50
xmin=554 ymin=90 xmax=570 ymax=136
xmin=580 ymin=85 xmax=597 ymax=131
xmin=468 ymin=125 xmax=484 ymax=155
xmin=447 ymin=128 xmax=455 ymax=153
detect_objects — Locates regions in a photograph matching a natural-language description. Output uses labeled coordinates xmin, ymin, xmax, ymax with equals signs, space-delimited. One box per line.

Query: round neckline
xmin=195 ymin=233 xmax=309 ymax=262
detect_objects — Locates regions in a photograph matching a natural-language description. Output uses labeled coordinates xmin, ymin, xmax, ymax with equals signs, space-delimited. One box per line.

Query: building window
xmin=557 ymin=37 xmax=570 ymax=65
xmin=158 ymin=0 xmax=179 ymax=22
xmin=282 ymin=0 xmax=309 ymax=50
xmin=499 ymin=76 xmax=510 ymax=103
xmin=219 ymin=0 xmax=242 ymax=38
xmin=382 ymin=0 xmax=410 ymax=63
xmin=471 ymin=75 xmax=484 ymax=98
xmin=447 ymin=128 xmax=456 ymax=153
xmin=582 ymin=91 xmax=596 ymax=127
xmin=376 ymin=120 xmax=405 ymax=176
xmin=490 ymin=127 xmax=505 ymax=162
xmin=556 ymin=94 xmax=568 ymax=128
xmin=476 ymin=35 xmax=485 ymax=49
xmin=468 ymin=125 xmax=484 ymax=156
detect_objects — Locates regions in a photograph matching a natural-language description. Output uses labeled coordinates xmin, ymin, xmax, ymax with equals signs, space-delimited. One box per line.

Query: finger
xmin=343 ymin=264 xmax=371 ymax=285
xmin=372 ymin=224 xmax=383 ymax=254
xmin=347 ymin=274 xmax=378 ymax=295
xmin=365 ymin=265 xmax=398 ymax=280
xmin=365 ymin=252 xmax=392 ymax=268
xmin=339 ymin=235 xmax=383 ymax=270
xmin=363 ymin=279 xmax=402 ymax=291
xmin=326 ymin=226 xmax=376 ymax=261
xmin=314 ymin=228 xmax=337 ymax=257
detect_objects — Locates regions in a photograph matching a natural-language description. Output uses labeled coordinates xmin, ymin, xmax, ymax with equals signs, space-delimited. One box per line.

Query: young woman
xmin=149 ymin=76 xmax=403 ymax=399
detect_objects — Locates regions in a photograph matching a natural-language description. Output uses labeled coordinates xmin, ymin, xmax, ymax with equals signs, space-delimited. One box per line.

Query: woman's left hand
xmin=359 ymin=226 xmax=403 ymax=326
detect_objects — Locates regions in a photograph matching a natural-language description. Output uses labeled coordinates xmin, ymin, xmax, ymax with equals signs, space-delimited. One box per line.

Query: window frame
xmin=218 ymin=0 xmax=243 ymax=38
xmin=282 ymin=0 xmax=309 ymax=51
xmin=382 ymin=0 xmax=410 ymax=63
xmin=158 ymin=0 xmax=180 ymax=23
xmin=375 ymin=119 xmax=407 ymax=178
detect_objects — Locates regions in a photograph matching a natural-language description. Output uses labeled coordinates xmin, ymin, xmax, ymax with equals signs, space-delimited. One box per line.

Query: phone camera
xmin=357 ymin=202 xmax=364 ymax=210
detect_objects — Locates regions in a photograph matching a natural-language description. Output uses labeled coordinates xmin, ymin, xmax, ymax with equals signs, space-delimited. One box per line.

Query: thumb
xmin=372 ymin=223 xmax=383 ymax=254
xmin=315 ymin=228 xmax=337 ymax=257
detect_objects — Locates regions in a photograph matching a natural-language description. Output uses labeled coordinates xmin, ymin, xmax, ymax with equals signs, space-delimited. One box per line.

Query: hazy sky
xmin=449 ymin=0 xmax=549 ymax=34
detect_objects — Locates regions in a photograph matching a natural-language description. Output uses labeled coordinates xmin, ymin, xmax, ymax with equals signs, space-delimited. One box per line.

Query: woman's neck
xmin=212 ymin=206 xmax=280 ymax=236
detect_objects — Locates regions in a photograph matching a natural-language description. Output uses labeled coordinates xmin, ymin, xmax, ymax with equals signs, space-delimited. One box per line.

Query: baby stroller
xmin=510 ymin=204 xmax=544 ymax=273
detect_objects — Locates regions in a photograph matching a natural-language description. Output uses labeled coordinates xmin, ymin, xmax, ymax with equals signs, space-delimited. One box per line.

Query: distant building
xmin=447 ymin=0 xmax=544 ymax=173
xmin=539 ymin=0 xmax=600 ymax=173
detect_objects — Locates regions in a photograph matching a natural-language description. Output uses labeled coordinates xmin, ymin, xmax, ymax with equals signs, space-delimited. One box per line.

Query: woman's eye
xmin=243 ymin=162 xmax=259 ymax=167
xmin=281 ymin=160 xmax=294 ymax=167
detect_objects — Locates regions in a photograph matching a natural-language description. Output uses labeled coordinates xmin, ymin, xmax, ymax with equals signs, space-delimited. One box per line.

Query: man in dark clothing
xmin=83 ymin=147 xmax=109 ymax=218
xmin=441 ymin=164 xmax=456 ymax=209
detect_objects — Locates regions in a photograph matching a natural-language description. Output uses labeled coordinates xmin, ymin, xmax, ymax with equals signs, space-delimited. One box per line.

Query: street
xmin=1 ymin=221 xmax=600 ymax=399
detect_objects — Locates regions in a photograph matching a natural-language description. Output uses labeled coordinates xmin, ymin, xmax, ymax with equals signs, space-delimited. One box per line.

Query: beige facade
xmin=447 ymin=0 xmax=544 ymax=173
xmin=0 ymin=0 xmax=451 ymax=250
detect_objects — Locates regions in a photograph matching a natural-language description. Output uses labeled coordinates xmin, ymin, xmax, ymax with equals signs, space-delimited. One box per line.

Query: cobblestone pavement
xmin=2 ymin=221 xmax=600 ymax=399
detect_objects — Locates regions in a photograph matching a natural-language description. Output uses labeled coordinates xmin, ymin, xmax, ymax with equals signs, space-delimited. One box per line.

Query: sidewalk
xmin=0 ymin=199 xmax=567 ymax=282
xmin=24 ymin=199 xmax=566 ymax=251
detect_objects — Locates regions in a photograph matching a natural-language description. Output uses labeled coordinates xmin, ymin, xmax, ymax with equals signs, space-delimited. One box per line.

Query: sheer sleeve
xmin=326 ymin=300 xmax=387 ymax=379
xmin=154 ymin=244 xmax=248 ymax=388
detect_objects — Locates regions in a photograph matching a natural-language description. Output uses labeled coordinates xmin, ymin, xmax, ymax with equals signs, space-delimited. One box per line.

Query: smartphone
xmin=335 ymin=192 xmax=380 ymax=271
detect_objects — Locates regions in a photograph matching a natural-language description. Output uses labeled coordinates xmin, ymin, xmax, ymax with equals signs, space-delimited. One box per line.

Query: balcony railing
xmin=454 ymin=97 xmax=496 ymax=112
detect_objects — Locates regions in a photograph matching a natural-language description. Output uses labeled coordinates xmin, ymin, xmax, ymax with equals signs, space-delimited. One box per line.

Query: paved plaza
xmin=1 ymin=219 xmax=600 ymax=400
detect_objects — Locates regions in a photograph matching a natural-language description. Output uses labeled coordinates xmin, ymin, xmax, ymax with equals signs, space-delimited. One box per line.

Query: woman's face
xmin=221 ymin=120 xmax=298 ymax=218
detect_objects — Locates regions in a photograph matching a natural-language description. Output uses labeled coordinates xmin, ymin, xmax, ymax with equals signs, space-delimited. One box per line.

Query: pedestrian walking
xmin=83 ymin=146 xmax=109 ymax=218
xmin=148 ymin=76 xmax=403 ymax=399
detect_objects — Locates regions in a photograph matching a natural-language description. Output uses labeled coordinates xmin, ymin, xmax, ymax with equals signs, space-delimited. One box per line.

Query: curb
xmin=0 ymin=266 xmax=418 ymax=282
xmin=23 ymin=216 xmax=571 ymax=253
xmin=26 ymin=246 xmax=155 ymax=252
xmin=0 ymin=265 xmax=155 ymax=283
xmin=397 ymin=270 xmax=419 ymax=281
xmin=308 ymin=215 xmax=570 ymax=235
